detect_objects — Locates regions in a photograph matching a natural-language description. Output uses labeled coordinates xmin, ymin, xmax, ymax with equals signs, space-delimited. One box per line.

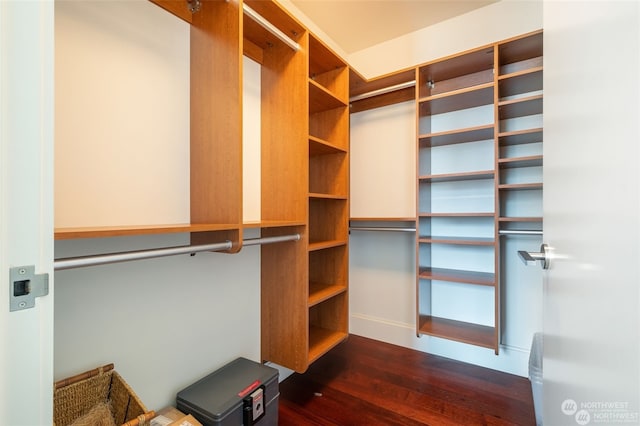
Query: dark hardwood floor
xmin=278 ymin=335 xmax=535 ymax=425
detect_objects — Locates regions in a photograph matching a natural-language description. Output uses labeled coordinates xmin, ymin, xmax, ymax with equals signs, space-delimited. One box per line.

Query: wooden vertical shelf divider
xmin=190 ymin=0 xmax=243 ymax=251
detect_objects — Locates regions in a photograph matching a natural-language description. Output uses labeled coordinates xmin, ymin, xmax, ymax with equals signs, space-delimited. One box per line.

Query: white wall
xmin=55 ymin=0 xmax=190 ymax=228
xmin=348 ymin=0 xmax=543 ymax=377
xmin=348 ymin=0 xmax=543 ymax=79
xmin=54 ymin=1 xmax=262 ymax=410
xmin=350 ymin=101 xmax=415 ymax=218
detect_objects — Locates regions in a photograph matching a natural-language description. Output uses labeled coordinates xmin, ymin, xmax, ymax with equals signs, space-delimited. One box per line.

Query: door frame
xmin=0 ymin=1 xmax=55 ymax=424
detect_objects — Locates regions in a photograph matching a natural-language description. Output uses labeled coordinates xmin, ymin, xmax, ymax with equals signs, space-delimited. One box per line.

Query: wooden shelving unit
xmin=497 ymin=31 xmax=544 ymax=234
xmin=415 ymin=43 xmax=499 ymax=352
xmin=241 ymin=0 xmax=314 ymax=374
xmin=347 ymin=30 xmax=543 ymax=355
xmin=306 ymin=33 xmax=350 ymax=369
xmin=243 ymin=4 xmax=350 ymax=373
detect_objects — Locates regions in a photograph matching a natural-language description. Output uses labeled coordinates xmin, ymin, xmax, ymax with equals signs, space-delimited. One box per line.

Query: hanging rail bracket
xmin=187 ymin=0 xmax=201 ymax=13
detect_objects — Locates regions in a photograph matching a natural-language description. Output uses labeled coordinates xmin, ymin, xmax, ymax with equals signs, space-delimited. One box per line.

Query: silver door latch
xmin=9 ymin=265 xmax=49 ymax=312
xmin=518 ymin=244 xmax=550 ymax=270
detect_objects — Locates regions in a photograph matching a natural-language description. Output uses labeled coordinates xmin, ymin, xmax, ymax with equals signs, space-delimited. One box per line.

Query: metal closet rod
xmin=349 ymin=80 xmax=416 ymax=103
xmin=350 ymin=227 xmax=416 ymax=233
xmin=498 ymin=230 xmax=543 ymax=236
xmin=54 ymin=234 xmax=301 ymax=271
xmin=242 ymin=4 xmax=301 ymax=52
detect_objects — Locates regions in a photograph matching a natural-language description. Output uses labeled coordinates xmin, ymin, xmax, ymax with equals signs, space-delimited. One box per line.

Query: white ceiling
xmin=289 ymin=0 xmax=498 ymax=54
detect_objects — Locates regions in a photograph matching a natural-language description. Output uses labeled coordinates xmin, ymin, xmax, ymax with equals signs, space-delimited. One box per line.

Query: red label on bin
xmin=238 ymin=380 xmax=261 ymax=397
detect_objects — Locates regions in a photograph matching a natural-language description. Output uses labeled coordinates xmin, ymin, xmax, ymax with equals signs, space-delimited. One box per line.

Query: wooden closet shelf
xmin=498 ymin=94 xmax=543 ymax=119
xmin=243 ymin=220 xmax=306 ymax=229
xmin=309 ymin=135 xmax=347 ymax=155
xmin=499 ymin=216 xmax=543 ymax=223
xmin=419 ymin=83 xmax=494 ymax=115
xmin=418 ymin=267 xmax=495 ymax=286
xmin=418 ymin=47 xmax=494 ymax=86
xmin=498 ymin=183 xmax=543 ymax=190
xmin=54 ymin=223 xmax=239 ymax=240
xmin=309 ymin=192 xmax=348 ymax=200
xmin=309 ymin=239 xmax=347 ymax=251
xmin=309 ymin=35 xmax=347 ymax=76
xmin=498 ymin=155 xmax=543 ymax=169
xmin=419 ymin=212 xmax=494 ymax=218
xmin=350 ymin=217 xmax=416 ymax=223
xmin=498 ymin=30 xmax=543 ymax=70
xmin=419 ymin=170 xmax=494 ymax=182
xmin=308 ymin=282 xmax=347 ymax=307
xmin=418 ymin=315 xmax=495 ymax=350
xmin=498 ymin=128 xmax=543 ymax=146
xmin=309 ymin=79 xmax=347 ymax=113
xmin=498 ymin=68 xmax=542 ymax=97
xmin=308 ymin=327 xmax=348 ymax=364
xmin=418 ymin=124 xmax=494 ymax=147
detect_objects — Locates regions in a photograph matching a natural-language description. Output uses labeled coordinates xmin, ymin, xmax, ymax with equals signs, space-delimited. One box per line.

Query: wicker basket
xmin=53 ymin=364 xmax=155 ymax=426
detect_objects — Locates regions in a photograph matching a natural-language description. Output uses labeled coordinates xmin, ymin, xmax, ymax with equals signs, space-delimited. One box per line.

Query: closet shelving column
xmin=415 ymin=47 xmax=500 ymax=352
xmin=242 ymin=0 xmax=310 ymax=373
xmin=496 ymin=30 xmax=544 ymax=232
xmin=307 ymin=34 xmax=350 ymax=365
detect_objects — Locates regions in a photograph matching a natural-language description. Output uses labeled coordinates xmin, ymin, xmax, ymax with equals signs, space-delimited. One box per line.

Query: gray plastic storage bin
xmin=177 ymin=358 xmax=279 ymax=426
xmin=529 ymin=332 xmax=543 ymax=426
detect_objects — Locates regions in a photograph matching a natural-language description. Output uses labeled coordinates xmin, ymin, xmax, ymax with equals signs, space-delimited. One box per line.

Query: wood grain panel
xmin=261 ymin=226 xmax=309 ymax=373
xmin=244 ymin=0 xmax=306 ymax=44
xmin=261 ymin=32 xmax=308 ymax=223
xmin=309 ymin=152 xmax=348 ymax=195
xmin=419 ymin=316 xmax=495 ymax=349
xmin=499 ymin=29 xmax=544 ymax=68
xmin=350 ymin=86 xmax=415 ymax=114
xmin=308 ymin=245 xmax=347 ymax=300
xmin=190 ymin=0 xmax=243 ymax=250
xmin=309 ymin=107 xmax=349 ymax=149
xmin=349 ymin=67 xmax=415 ymax=97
